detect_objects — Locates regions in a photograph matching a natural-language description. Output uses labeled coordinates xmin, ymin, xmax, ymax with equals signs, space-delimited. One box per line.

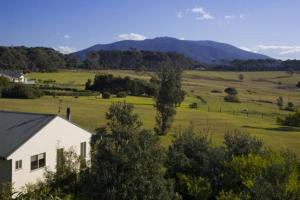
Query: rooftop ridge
xmin=0 ymin=110 xmax=57 ymax=117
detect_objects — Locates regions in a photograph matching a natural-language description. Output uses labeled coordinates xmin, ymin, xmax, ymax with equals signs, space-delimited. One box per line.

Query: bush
xmin=224 ymin=87 xmax=238 ymax=96
xmin=116 ymin=91 xmax=127 ymax=98
xmin=297 ymin=81 xmax=300 ymax=88
xmin=211 ymin=89 xmax=222 ymax=93
xmin=102 ymin=92 xmax=111 ymax=99
xmin=189 ymin=102 xmax=198 ymax=109
xmin=224 ymin=95 xmax=240 ymax=103
xmin=277 ymin=111 xmax=300 ymax=127
xmin=2 ymin=84 xmax=43 ymax=99
xmin=285 ymin=101 xmax=296 ymax=111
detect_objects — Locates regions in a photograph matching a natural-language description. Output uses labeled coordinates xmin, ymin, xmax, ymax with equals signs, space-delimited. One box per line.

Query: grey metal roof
xmin=0 ymin=111 xmax=56 ymax=158
xmin=0 ymin=70 xmax=23 ymax=78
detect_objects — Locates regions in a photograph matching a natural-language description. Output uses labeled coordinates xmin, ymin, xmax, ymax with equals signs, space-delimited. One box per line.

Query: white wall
xmin=7 ymin=116 xmax=91 ymax=191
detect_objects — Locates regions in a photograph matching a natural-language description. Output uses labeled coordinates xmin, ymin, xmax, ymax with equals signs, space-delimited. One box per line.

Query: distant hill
xmin=72 ymin=37 xmax=270 ymax=64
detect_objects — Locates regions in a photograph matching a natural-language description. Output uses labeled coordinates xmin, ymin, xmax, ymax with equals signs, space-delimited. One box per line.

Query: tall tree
xmin=154 ymin=60 xmax=184 ymax=135
xmin=90 ymin=102 xmax=176 ymax=200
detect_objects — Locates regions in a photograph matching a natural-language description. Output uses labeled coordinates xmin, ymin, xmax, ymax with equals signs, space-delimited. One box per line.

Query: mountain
xmin=72 ymin=37 xmax=270 ymax=64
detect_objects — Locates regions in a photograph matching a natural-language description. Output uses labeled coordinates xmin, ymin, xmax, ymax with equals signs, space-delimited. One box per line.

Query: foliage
xmin=166 ymin=128 xmax=300 ymax=200
xmin=102 ymin=91 xmax=111 ymax=99
xmin=154 ymin=62 xmax=184 ymax=135
xmin=0 ymin=76 xmax=10 ymax=88
xmin=0 ymin=46 xmax=65 ymax=71
xmin=0 ymin=183 xmax=14 ymax=200
xmin=86 ymin=74 xmax=157 ymax=97
xmin=116 ymin=91 xmax=127 ymax=98
xmin=77 ymin=50 xmax=199 ymax=70
xmin=277 ymin=111 xmax=300 ymax=127
xmin=89 ymin=102 xmax=176 ymax=200
xmin=276 ymin=96 xmax=284 ymax=110
xmin=189 ymin=102 xmax=198 ymax=109
xmin=211 ymin=59 xmax=300 ymax=71
xmin=177 ymin=174 xmax=212 ymax=200
xmin=224 ymin=130 xmax=263 ymax=157
xmin=285 ymin=101 xmax=296 ymax=111
xmin=238 ymin=74 xmax=244 ymax=81
xmin=1 ymin=84 xmax=43 ymax=99
xmin=224 ymin=87 xmax=238 ymax=96
xmin=224 ymin=95 xmax=240 ymax=103
xmin=297 ymin=81 xmax=300 ymax=88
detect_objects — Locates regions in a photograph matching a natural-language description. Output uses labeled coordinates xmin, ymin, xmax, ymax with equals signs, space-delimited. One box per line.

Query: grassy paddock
xmin=1 ymin=70 xmax=299 ymax=156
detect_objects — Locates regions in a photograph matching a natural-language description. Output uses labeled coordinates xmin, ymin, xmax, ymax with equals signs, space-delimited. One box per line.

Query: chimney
xmin=66 ymin=107 xmax=71 ymax=121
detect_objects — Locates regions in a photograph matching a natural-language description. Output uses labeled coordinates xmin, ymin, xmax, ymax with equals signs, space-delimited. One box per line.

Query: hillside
xmin=73 ymin=37 xmax=270 ymax=63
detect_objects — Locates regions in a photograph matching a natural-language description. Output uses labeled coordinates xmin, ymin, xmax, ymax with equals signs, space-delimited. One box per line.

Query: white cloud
xmin=64 ymin=34 xmax=70 ymax=39
xmin=116 ymin=33 xmax=146 ymax=41
xmin=176 ymin=11 xmax=183 ymax=18
xmin=239 ymin=45 xmax=300 ymax=59
xmin=192 ymin=6 xmax=214 ymax=20
xmin=179 ymin=37 xmax=185 ymax=40
xmin=239 ymin=13 xmax=245 ymax=19
xmin=225 ymin=15 xmax=235 ymax=20
xmin=56 ymin=46 xmax=76 ymax=54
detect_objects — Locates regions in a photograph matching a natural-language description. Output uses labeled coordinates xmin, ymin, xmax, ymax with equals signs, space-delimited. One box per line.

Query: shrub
xmin=224 ymin=95 xmax=240 ymax=103
xmin=2 ymin=84 xmax=43 ymax=99
xmin=102 ymin=91 xmax=111 ymax=99
xmin=116 ymin=91 xmax=127 ymax=98
xmin=224 ymin=87 xmax=238 ymax=96
xmin=297 ymin=81 xmax=300 ymax=88
xmin=285 ymin=101 xmax=296 ymax=111
xmin=0 ymin=76 xmax=10 ymax=88
xmin=211 ymin=89 xmax=222 ymax=93
xmin=277 ymin=111 xmax=300 ymax=127
xmin=189 ymin=102 xmax=198 ymax=109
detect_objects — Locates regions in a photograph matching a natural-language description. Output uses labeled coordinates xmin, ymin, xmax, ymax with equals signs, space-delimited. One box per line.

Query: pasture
xmin=1 ymin=70 xmax=300 ymax=156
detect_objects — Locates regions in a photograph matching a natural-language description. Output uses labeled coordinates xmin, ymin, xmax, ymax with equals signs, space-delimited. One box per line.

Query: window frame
xmin=15 ymin=160 xmax=22 ymax=170
xmin=30 ymin=153 xmax=46 ymax=171
xmin=80 ymin=142 xmax=87 ymax=158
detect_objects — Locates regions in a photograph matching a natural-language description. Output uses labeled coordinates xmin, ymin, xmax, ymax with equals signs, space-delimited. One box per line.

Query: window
xmin=15 ymin=160 xmax=22 ymax=170
xmin=31 ymin=153 xmax=46 ymax=170
xmin=56 ymin=148 xmax=64 ymax=168
xmin=80 ymin=142 xmax=87 ymax=158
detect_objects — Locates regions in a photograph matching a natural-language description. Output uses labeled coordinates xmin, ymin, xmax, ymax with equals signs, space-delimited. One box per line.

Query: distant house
xmin=0 ymin=70 xmax=27 ymax=83
xmin=0 ymin=110 xmax=91 ymax=191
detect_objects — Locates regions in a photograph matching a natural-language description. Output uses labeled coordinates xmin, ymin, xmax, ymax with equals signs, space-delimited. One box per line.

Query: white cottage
xmin=0 ymin=110 xmax=91 ymax=191
xmin=0 ymin=70 xmax=27 ymax=83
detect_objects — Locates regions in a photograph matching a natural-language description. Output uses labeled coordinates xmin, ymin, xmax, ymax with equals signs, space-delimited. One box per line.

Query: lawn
xmin=1 ymin=70 xmax=300 ymax=156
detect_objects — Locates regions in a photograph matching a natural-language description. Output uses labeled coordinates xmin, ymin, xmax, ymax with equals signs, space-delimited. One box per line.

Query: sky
xmin=1 ymin=0 xmax=300 ymax=59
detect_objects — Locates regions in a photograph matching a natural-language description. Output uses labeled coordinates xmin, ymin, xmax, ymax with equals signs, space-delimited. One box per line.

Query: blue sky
xmin=1 ymin=0 xmax=300 ymax=59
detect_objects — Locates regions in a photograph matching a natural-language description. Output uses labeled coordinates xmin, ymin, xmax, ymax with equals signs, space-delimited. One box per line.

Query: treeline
xmin=0 ymin=46 xmax=201 ymax=72
xmin=211 ymin=59 xmax=300 ymax=71
xmin=86 ymin=74 xmax=157 ymax=97
xmin=67 ymin=50 xmax=201 ymax=70
xmin=0 ymin=46 xmax=65 ymax=71
xmin=1 ymin=102 xmax=299 ymax=200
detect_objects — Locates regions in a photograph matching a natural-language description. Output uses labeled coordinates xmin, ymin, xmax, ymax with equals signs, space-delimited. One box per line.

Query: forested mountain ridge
xmin=72 ymin=37 xmax=270 ymax=63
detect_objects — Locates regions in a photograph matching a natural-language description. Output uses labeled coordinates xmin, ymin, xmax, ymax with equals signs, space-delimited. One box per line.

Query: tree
xmin=154 ymin=62 xmax=184 ymax=135
xmin=285 ymin=101 xmax=295 ymax=111
xmin=276 ymin=96 xmax=284 ymax=110
xmin=238 ymin=74 xmax=244 ymax=82
xmin=90 ymin=102 xmax=176 ymax=200
xmin=224 ymin=87 xmax=239 ymax=103
xmin=224 ymin=87 xmax=238 ymax=96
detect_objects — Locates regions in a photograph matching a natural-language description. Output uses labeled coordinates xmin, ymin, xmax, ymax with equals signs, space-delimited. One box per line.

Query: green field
xmin=1 ymin=70 xmax=300 ymax=156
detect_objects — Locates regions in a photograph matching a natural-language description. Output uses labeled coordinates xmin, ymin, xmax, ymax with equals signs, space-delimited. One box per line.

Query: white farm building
xmin=0 ymin=110 xmax=91 ymax=191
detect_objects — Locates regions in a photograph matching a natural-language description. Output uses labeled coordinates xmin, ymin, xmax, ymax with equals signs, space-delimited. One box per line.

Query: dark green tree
xmin=154 ymin=61 xmax=184 ymax=135
xmin=90 ymin=102 xmax=176 ymax=200
xmin=276 ymin=96 xmax=284 ymax=110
